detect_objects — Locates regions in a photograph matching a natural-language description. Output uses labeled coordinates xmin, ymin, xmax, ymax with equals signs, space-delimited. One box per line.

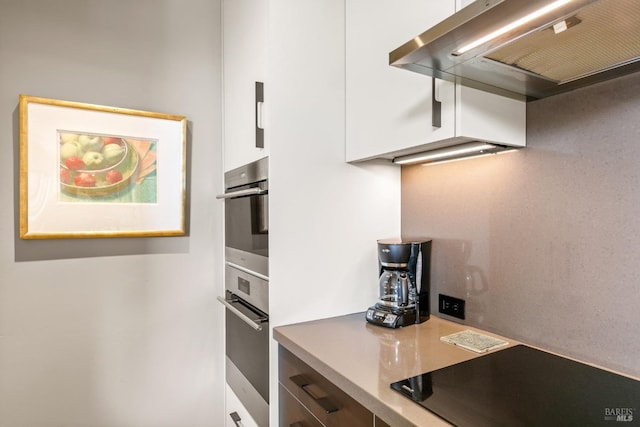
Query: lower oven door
xmin=219 ymin=291 xmax=269 ymax=427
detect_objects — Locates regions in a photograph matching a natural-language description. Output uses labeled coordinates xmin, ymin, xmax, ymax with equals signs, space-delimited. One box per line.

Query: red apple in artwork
xmin=74 ymin=172 xmax=96 ymax=187
xmin=60 ymin=168 xmax=71 ymax=184
xmin=103 ymin=137 xmax=120 ymax=145
xmin=65 ymin=156 xmax=85 ymax=171
xmin=105 ymin=169 xmax=123 ymax=184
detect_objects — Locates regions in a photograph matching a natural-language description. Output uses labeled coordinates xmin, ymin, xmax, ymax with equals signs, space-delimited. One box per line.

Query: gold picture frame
xmin=19 ymin=95 xmax=187 ymax=239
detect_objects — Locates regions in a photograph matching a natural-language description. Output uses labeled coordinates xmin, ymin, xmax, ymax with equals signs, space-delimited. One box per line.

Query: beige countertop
xmin=273 ymin=312 xmax=520 ymax=427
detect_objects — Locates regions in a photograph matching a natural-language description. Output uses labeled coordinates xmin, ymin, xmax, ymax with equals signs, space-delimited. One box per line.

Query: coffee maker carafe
xmin=366 ymin=239 xmax=431 ymax=328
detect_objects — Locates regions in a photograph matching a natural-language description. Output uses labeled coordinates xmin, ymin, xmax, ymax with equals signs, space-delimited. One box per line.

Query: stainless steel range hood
xmin=390 ymin=0 xmax=640 ymax=100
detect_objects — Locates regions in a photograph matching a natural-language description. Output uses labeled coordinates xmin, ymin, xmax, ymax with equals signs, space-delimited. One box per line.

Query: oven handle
xmin=215 ymin=187 xmax=267 ymax=199
xmin=217 ymin=296 xmax=268 ymax=331
xmin=226 ymin=261 xmax=269 ymax=281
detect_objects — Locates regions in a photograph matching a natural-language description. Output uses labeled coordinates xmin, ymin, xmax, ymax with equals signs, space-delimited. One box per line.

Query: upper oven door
xmin=217 ymin=157 xmax=269 ymax=279
xmin=224 ymin=181 xmax=268 ymax=256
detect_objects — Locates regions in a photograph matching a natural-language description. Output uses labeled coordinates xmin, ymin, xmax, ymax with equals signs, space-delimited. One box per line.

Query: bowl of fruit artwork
xmin=59 ymin=133 xmax=140 ymax=197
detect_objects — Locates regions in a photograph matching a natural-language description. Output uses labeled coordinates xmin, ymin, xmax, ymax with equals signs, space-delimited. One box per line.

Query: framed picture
xmin=19 ymin=95 xmax=187 ymax=239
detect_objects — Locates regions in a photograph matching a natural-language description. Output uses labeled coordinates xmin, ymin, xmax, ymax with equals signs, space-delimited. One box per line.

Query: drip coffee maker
xmin=366 ymin=239 xmax=431 ymax=328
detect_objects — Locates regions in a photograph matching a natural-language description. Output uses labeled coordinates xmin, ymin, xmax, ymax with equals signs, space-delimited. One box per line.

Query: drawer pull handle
xmin=290 ymin=374 xmax=339 ymax=414
xmin=229 ymin=411 xmax=244 ymax=427
xmin=290 ymin=423 xmax=303 ymax=427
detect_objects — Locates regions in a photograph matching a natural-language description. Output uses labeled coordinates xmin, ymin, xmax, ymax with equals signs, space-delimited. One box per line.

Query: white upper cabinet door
xmin=457 ymin=0 xmax=475 ymax=8
xmin=346 ymin=0 xmax=456 ymax=162
xmin=346 ymin=0 xmax=526 ymax=162
xmin=223 ymin=0 xmax=269 ymax=172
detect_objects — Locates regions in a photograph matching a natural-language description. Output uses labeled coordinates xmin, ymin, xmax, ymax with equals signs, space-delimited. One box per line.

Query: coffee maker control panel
xmin=366 ymin=308 xmax=400 ymax=328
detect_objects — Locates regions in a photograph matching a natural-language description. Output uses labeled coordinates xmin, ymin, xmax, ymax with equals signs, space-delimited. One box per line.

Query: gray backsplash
xmin=402 ymin=72 xmax=640 ymax=377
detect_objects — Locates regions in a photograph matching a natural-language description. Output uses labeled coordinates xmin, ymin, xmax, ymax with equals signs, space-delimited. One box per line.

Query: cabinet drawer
xmin=279 ymin=347 xmax=373 ymax=427
xmin=279 ymin=384 xmax=324 ymax=427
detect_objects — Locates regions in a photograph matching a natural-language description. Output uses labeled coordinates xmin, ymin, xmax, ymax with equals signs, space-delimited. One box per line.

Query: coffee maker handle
xmin=415 ymin=247 xmax=422 ymax=323
xmin=399 ymin=274 xmax=409 ymax=306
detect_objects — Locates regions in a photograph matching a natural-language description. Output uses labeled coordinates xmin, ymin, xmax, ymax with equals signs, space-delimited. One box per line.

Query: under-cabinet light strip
xmin=393 ymin=143 xmax=496 ymax=165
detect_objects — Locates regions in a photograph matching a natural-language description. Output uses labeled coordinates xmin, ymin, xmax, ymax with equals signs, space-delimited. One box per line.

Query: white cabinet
xmin=222 ymin=1 xmax=401 ymax=425
xmin=223 ymin=0 xmax=269 ymax=171
xmin=225 ymin=383 xmax=259 ymax=427
xmin=345 ymin=0 xmax=525 ymax=162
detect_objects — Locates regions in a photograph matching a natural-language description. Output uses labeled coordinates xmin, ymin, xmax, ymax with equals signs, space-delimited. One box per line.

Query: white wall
xmin=268 ymin=0 xmax=401 ymax=328
xmin=0 ymin=1 xmax=225 ymax=426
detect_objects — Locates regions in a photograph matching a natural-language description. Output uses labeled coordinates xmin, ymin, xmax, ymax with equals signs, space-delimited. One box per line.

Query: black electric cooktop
xmin=391 ymin=345 xmax=640 ymax=427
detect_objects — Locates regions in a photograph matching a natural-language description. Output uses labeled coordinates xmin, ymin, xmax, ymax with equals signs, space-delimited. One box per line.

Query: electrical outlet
xmin=439 ymin=294 xmax=465 ymax=320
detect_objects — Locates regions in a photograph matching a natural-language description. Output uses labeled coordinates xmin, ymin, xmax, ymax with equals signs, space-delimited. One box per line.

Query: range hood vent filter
xmin=390 ymin=0 xmax=640 ymax=100
xmin=486 ymin=0 xmax=640 ymax=83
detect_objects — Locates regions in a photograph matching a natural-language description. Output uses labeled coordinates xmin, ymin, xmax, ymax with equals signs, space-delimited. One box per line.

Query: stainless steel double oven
xmin=217 ymin=157 xmax=269 ymax=427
